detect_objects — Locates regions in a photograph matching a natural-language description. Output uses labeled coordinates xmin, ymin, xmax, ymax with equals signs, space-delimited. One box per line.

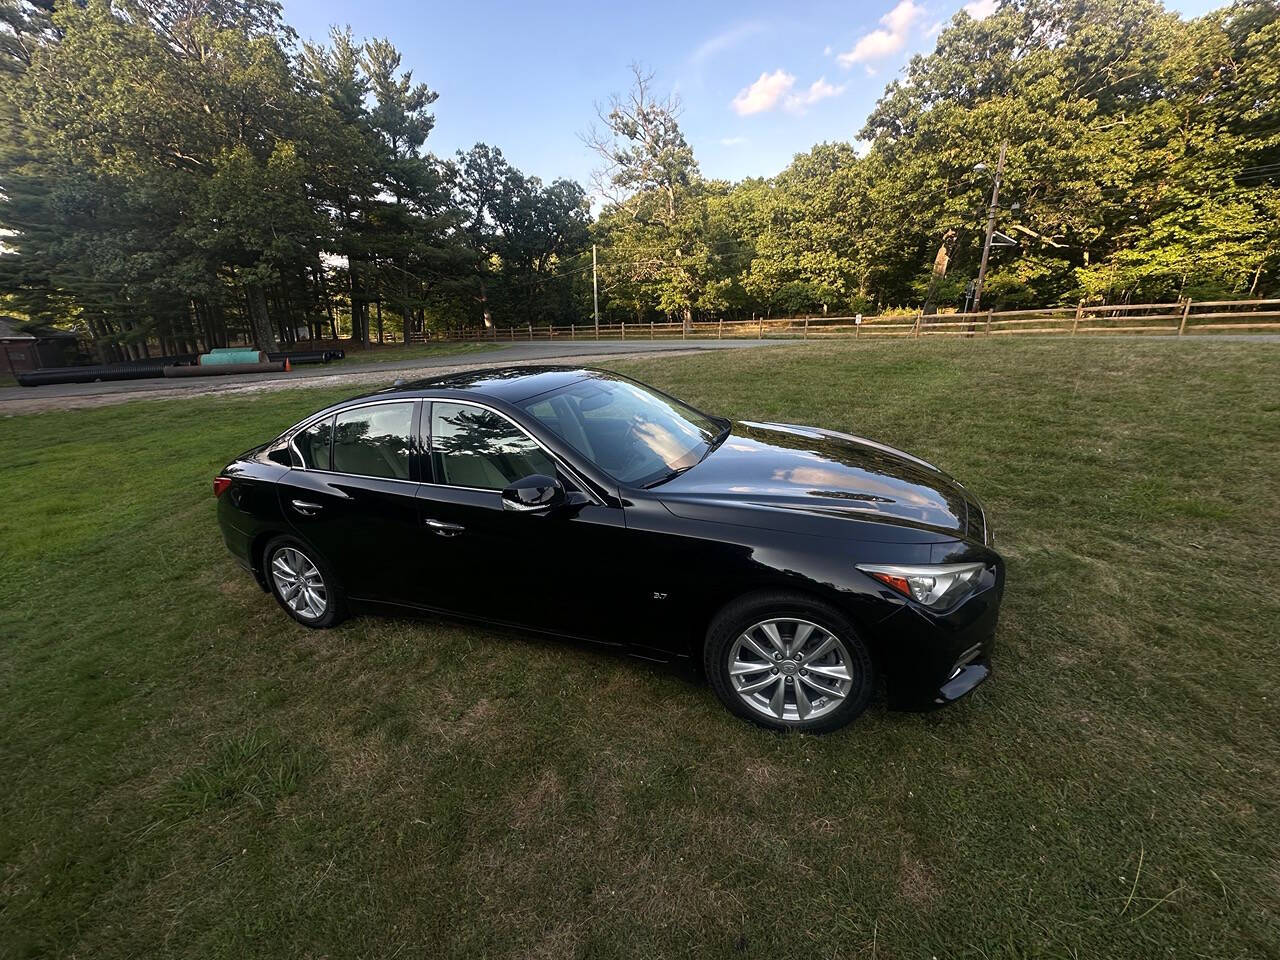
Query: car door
xmin=277 ymin=399 xmax=426 ymax=604
xmin=414 ymin=399 xmax=629 ymax=641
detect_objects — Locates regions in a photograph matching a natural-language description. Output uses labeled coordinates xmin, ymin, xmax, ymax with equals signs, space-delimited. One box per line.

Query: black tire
xmin=262 ymin=535 xmax=347 ymax=629
xmin=703 ymin=591 xmax=875 ymax=733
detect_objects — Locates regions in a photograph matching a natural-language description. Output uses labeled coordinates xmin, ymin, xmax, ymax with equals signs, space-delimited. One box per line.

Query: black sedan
xmin=215 ymin=366 xmax=1004 ymax=732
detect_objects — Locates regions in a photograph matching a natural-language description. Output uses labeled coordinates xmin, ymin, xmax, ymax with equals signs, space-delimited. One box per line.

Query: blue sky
xmin=281 ymin=0 xmax=1226 ymax=194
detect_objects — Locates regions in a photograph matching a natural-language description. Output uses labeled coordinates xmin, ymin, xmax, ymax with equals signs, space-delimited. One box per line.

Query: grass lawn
xmin=1 ymin=339 xmax=1277 ymax=959
xmin=330 ymin=340 xmax=499 ymax=366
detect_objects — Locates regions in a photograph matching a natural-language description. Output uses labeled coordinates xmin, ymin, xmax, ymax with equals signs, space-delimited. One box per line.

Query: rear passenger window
xmin=332 ymin=403 xmax=414 ymax=480
xmin=291 ymin=416 xmax=333 ymax=469
xmin=430 ymin=402 xmax=554 ymax=489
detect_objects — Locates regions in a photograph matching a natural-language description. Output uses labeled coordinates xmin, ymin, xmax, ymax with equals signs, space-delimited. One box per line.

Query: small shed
xmin=0 ymin=317 xmax=82 ymax=377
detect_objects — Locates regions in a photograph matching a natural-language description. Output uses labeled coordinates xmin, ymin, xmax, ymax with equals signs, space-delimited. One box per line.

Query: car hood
xmin=654 ymin=421 xmax=975 ymax=540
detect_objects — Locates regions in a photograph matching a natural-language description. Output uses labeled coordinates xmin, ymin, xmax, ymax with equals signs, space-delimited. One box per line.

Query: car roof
xmin=370 ymin=365 xmax=604 ymax=404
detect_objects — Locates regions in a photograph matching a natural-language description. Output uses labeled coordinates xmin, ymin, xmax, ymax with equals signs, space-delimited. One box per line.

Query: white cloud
xmin=823 ymin=44 xmax=833 ymax=56
xmin=963 ymin=0 xmax=998 ymax=18
xmin=730 ymin=69 xmax=796 ymax=116
xmin=719 ymin=136 xmax=748 ymax=146
xmin=785 ymin=76 xmax=847 ymax=113
xmin=691 ymin=21 xmax=767 ymax=64
xmin=883 ymin=0 xmax=924 ymax=34
xmin=837 ymin=0 xmax=925 ymax=66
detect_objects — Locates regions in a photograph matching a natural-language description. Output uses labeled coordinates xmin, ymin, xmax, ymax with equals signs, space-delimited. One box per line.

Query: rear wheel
xmin=263 ymin=536 xmax=346 ymax=628
xmin=704 ymin=593 xmax=874 ymax=733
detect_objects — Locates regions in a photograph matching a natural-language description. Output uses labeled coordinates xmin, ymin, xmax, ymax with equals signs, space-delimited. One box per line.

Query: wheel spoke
xmin=799 ymin=635 xmax=836 ymax=665
xmin=272 ymin=557 xmax=293 ymax=579
xmin=800 ymin=674 xmax=845 ymax=701
xmin=806 ymin=662 xmax=852 ymax=681
xmin=730 ymin=659 xmax=771 ymax=677
xmin=794 ymin=677 xmax=812 ymax=719
xmin=768 ymin=678 xmax=786 ymax=718
xmin=737 ymin=674 xmax=779 ymax=694
xmin=758 ymin=621 xmax=787 ymax=655
xmin=788 ymin=622 xmax=815 ymax=657
xmin=739 ymin=634 xmax=775 ymax=663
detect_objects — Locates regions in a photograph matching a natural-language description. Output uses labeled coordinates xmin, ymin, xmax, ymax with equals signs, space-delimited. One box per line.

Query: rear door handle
xmin=291 ymin=499 xmax=324 ymax=516
xmin=425 ymin=518 xmax=465 ymax=537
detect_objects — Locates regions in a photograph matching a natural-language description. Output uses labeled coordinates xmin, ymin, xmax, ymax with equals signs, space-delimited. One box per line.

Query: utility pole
xmin=592 ymin=244 xmax=600 ymax=337
xmin=973 ymin=140 xmax=1007 ymax=312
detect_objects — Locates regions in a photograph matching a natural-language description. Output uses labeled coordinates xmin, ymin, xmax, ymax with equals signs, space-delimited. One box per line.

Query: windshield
xmin=517 ymin=375 xmax=723 ymax=487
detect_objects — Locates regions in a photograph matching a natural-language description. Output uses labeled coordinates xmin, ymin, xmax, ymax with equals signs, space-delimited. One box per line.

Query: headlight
xmin=857 ymin=561 xmax=987 ymax=610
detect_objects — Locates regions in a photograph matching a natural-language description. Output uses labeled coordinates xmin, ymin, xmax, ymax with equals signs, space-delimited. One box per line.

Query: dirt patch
xmin=511 ymin=768 xmax=567 ymax=830
xmin=897 ymin=849 xmax=941 ymax=909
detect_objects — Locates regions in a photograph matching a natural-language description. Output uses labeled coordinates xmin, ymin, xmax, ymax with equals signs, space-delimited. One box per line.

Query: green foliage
xmin=590 ymin=0 xmax=1278 ymax=320
xmin=0 ymin=1 xmax=587 ymax=352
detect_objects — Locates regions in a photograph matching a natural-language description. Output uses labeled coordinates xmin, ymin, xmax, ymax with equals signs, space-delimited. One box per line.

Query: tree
xmin=453 ymin=144 xmax=590 ymax=329
xmin=586 ymin=65 xmax=705 ymax=328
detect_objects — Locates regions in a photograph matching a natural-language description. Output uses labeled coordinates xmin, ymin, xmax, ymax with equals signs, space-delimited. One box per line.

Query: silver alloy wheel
xmin=728 ymin=618 xmax=855 ymax=722
xmin=270 ymin=546 xmax=328 ymax=621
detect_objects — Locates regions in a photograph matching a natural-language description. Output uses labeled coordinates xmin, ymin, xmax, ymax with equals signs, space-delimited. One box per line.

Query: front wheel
xmin=704 ymin=593 xmax=875 ymax=733
xmin=264 ymin=536 xmax=346 ymax=628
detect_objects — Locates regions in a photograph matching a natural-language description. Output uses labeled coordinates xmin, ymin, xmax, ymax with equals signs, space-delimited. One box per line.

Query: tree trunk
xmin=922 ymin=229 xmax=956 ymax=317
xmin=478 ymin=277 xmax=493 ymax=329
xmin=245 ymin=283 xmax=280 ymax=352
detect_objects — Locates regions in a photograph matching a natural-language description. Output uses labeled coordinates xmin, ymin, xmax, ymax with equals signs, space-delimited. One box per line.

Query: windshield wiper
xmin=643 ymin=463 xmax=696 ymax=488
xmin=703 ymin=422 xmax=731 ymax=459
xmin=644 ymin=424 xmax=731 ymax=488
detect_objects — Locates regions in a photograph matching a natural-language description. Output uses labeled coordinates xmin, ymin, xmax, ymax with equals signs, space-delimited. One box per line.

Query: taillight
xmin=213 ymin=476 xmax=233 ymax=498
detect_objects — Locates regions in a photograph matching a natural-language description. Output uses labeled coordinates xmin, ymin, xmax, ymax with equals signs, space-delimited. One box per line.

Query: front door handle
xmin=425 ymin=518 xmax=465 ymax=537
xmin=291 ymin=499 xmax=324 ymax=517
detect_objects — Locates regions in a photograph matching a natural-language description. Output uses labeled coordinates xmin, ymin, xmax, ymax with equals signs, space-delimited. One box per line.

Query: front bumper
xmin=867 ymin=567 xmax=1003 ymax=711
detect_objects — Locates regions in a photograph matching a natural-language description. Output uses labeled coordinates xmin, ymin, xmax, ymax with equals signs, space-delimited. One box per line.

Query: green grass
xmin=331 ymin=340 xmax=498 ymax=365
xmin=1 ymin=339 xmax=1277 ymax=959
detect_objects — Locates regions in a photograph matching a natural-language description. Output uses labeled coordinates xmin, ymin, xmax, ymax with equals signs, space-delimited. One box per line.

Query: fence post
xmin=759 ymin=316 xmax=764 ymax=339
xmin=803 ymin=317 xmax=809 ymax=340
xmin=1178 ymin=297 xmax=1191 ymax=336
xmin=621 ymin=322 xmax=626 ymax=341
xmin=914 ymin=310 xmax=922 ymax=338
xmin=650 ymin=320 xmax=654 ymax=339
xmin=718 ymin=319 xmax=723 ymax=339
xmin=571 ymin=323 xmax=575 ymax=340
xmin=528 ymin=322 xmax=532 ymax=340
xmin=1072 ymin=300 xmax=1083 ymax=335
xmin=986 ymin=309 xmax=993 ymax=336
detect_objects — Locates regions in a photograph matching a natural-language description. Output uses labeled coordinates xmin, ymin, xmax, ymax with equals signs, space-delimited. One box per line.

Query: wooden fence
xmin=424 ymin=298 xmax=1280 ymax=343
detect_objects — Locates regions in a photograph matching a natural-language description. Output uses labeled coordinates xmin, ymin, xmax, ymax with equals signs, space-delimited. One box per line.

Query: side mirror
xmin=501 ymin=474 xmax=565 ymax=513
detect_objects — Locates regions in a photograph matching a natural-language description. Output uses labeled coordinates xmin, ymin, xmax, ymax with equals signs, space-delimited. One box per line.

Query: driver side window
xmin=428 ymin=402 xmax=555 ymax=490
